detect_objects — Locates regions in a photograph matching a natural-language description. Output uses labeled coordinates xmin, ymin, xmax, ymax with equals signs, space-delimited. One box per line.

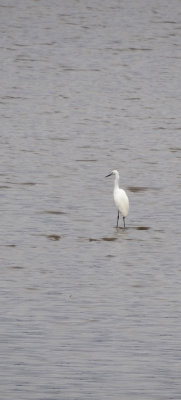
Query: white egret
xmin=106 ymin=169 xmax=129 ymax=228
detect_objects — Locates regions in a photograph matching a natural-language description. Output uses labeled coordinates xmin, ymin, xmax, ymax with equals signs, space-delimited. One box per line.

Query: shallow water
xmin=0 ymin=0 xmax=181 ymax=399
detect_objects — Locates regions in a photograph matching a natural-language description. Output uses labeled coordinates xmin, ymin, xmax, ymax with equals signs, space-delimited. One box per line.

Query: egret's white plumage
xmin=106 ymin=169 xmax=129 ymax=228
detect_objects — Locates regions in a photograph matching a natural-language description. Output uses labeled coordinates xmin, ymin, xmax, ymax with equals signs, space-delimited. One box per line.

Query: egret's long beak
xmin=105 ymin=173 xmax=113 ymax=177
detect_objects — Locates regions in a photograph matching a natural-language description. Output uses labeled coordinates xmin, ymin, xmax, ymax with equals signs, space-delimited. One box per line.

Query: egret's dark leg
xmin=123 ymin=216 xmax=125 ymax=229
xmin=116 ymin=211 xmax=119 ymax=228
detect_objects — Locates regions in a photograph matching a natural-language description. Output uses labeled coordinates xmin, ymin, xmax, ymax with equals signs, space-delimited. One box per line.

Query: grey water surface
xmin=0 ymin=0 xmax=181 ymax=399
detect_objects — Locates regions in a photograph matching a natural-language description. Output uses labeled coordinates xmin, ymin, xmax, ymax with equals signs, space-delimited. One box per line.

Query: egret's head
xmin=105 ymin=169 xmax=119 ymax=178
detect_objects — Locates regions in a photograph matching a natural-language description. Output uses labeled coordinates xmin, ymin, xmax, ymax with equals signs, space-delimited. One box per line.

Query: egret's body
xmin=106 ymin=170 xmax=129 ymax=228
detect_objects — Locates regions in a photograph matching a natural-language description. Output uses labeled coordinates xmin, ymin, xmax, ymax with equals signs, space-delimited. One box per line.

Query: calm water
xmin=0 ymin=0 xmax=181 ymax=399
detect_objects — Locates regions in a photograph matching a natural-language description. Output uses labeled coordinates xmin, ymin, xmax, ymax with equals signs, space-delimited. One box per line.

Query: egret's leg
xmin=123 ymin=216 xmax=125 ymax=229
xmin=117 ymin=211 xmax=119 ymax=227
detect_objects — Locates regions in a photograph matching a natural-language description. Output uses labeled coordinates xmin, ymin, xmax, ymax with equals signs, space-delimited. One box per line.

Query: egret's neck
xmin=114 ymin=173 xmax=119 ymax=189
